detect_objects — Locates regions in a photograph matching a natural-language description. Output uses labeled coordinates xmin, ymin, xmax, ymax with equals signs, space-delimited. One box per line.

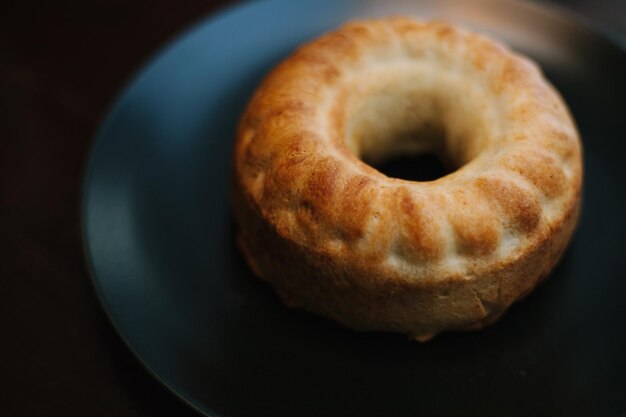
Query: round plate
xmin=83 ymin=1 xmax=626 ymax=416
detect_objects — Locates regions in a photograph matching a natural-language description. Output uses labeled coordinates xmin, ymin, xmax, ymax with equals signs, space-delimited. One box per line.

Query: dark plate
xmin=83 ymin=1 xmax=626 ymax=416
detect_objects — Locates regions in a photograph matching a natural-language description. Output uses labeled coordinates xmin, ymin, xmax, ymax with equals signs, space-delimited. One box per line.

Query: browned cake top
xmin=234 ymin=17 xmax=582 ymax=286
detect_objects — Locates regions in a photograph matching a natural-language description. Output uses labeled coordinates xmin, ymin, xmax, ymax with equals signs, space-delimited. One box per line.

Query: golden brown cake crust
xmin=232 ymin=18 xmax=582 ymax=340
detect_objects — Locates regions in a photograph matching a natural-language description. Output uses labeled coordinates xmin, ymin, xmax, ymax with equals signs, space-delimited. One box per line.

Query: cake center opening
xmin=374 ymin=153 xmax=451 ymax=182
xmin=340 ymin=64 xmax=495 ymax=182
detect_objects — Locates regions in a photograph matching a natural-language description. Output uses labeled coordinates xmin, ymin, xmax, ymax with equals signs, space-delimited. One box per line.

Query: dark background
xmin=1 ymin=1 xmax=623 ymax=416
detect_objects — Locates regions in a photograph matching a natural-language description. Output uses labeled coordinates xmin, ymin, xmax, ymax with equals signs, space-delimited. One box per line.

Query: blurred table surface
xmin=1 ymin=1 xmax=623 ymax=416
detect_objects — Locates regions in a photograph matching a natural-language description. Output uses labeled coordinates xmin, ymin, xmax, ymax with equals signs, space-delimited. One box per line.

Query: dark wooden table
xmin=2 ymin=1 xmax=623 ymax=416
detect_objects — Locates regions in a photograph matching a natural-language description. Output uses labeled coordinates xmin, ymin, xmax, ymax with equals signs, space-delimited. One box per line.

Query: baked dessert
xmin=232 ymin=17 xmax=582 ymax=341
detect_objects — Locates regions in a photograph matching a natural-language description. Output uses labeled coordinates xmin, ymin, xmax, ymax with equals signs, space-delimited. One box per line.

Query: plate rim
xmin=79 ymin=2 xmax=260 ymax=416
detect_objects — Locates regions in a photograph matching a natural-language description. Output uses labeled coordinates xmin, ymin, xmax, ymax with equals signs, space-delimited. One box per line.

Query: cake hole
xmin=355 ymin=121 xmax=457 ymax=182
xmin=373 ymin=152 xmax=452 ymax=182
xmin=339 ymin=65 xmax=499 ymax=182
